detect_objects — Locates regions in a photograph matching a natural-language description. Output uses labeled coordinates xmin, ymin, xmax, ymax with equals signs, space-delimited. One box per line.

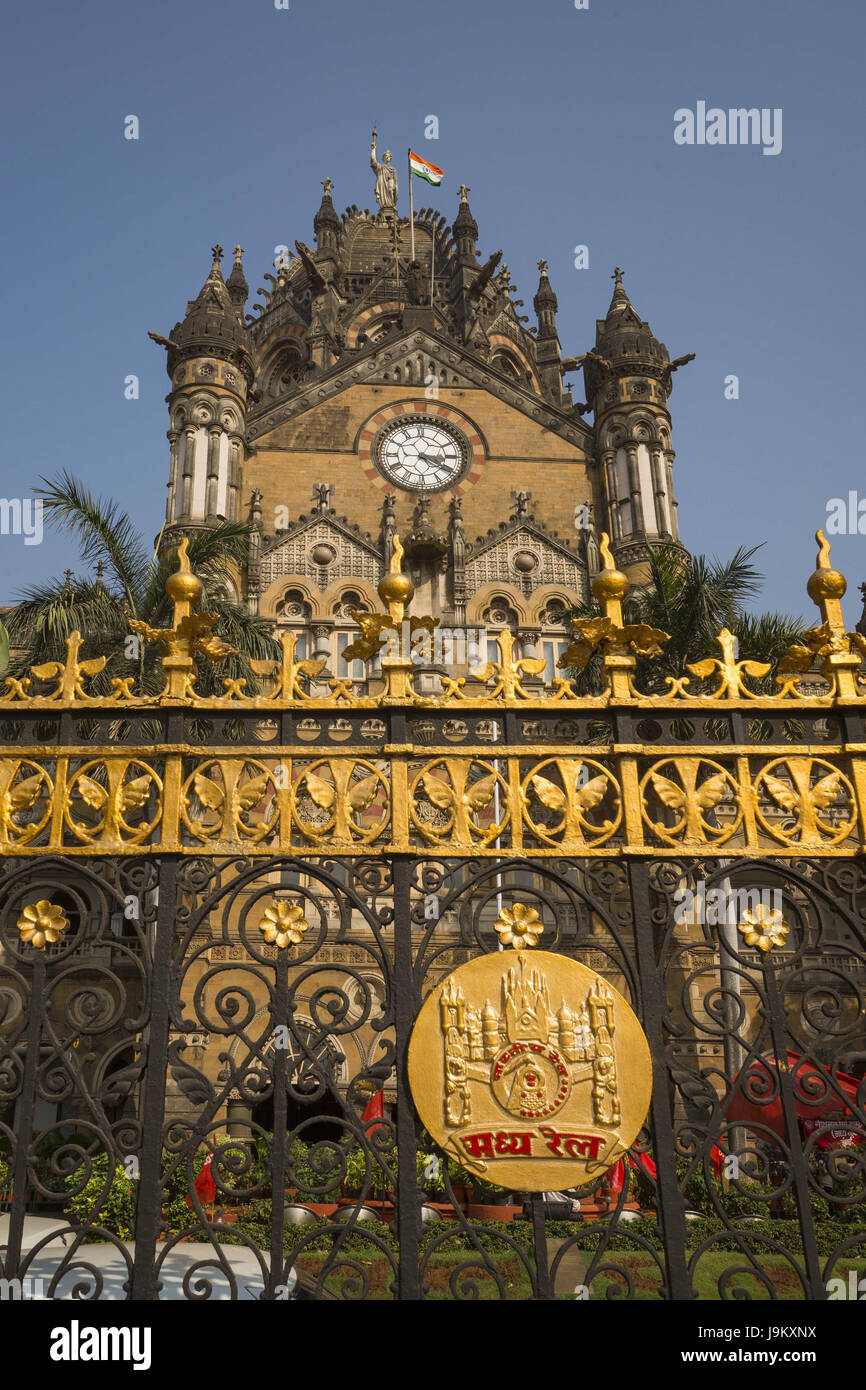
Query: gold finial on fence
xmin=130 ymin=536 xmax=237 ymax=700
xmin=377 ymin=533 xmax=415 ymax=625
xmin=164 ymin=536 xmax=204 ymax=623
xmin=801 ymin=529 xmax=861 ymax=698
xmin=561 ymin=532 xmax=668 ymax=699
xmin=592 ymin=533 xmax=630 ymax=617
xmin=343 ymin=533 xmax=436 ymax=701
xmin=807 ymin=529 xmax=847 ymax=629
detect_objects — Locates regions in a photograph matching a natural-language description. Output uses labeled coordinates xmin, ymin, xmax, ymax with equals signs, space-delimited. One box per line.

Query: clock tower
xmin=154 ymin=141 xmax=692 ymax=687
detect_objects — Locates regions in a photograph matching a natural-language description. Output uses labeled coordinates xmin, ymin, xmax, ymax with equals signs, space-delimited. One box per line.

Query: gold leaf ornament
xmin=75 ymin=774 xmax=109 ymax=810
xmin=193 ymin=771 xmax=224 ymax=811
xmin=650 ymin=770 xmax=727 ymax=812
xmin=17 ymin=899 xmax=70 ymax=949
xmin=303 ymin=769 xmax=378 ymax=813
xmin=258 ymin=900 xmax=310 ymax=950
xmin=6 ymin=773 xmax=46 ymax=812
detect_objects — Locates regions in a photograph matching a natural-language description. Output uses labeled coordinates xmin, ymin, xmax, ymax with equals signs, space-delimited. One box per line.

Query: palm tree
xmin=4 ymin=471 xmax=279 ymax=696
xmin=568 ymin=541 xmax=805 ymax=695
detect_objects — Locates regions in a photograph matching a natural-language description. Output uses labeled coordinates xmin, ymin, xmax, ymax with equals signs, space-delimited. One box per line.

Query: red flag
xmin=628 ymin=1151 xmax=657 ymax=1180
xmin=711 ymin=1144 xmax=725 ymax=1177
xmin=361 ymin=1090 xmax=385 ymax=1131
xmin=608 ymin=1159 xmax=625 ymax=1193
xmin=186 ymin=1151 xmax=216 ymax=1208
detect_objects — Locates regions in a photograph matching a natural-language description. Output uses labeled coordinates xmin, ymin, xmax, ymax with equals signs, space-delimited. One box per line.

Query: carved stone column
xmin=227 ymin=437 xmax=241 ymax=522
xmin=226 ymin=1100 xmax=253 ymax=1138
xmin=517 ymin=627 xmax=541 ymax=662
xmin=518 ymin=627 xmax=544 ymax=689
xmin=311 ymin=623 xmax=333 ymax=680
xmin=664 ymin=451 xmax=680 ymax=541
xmin=625 ymin=444 xmax=642 ymax=536
xmin=166 ymin=430 xmax=180 ymax=524
xmin=448 ymin=496 xmax=466 ymax=627
xmin=247 ymin=489 xmax=263 ymax=616
xmin=181 ymin=426 xmax=196 ymax=518
xmin=205 ymin=425 xmax=222 ymax=519
xmin=650 ymin=446 xmax=668 ymax=536
xmin=601 ymin=450 xmax=620 ymax=541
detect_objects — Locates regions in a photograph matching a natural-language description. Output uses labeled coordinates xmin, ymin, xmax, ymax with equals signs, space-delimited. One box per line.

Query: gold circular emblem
xmin=408 ymin=943 xmax=652 ymax=1191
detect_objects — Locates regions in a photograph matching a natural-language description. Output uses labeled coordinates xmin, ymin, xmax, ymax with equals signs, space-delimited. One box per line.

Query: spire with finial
xmin=226 ymin=244 xmax=249 ymax=313
xmin=606 ymin=265 xmax=631 ymax=317
xmin=534 ymin=257 xmax=558 ymax=335
xmin=314 ymin=176 xmax=340 ymax=254
xmin=454 ymin=184 xmax=478 ymax=264
xmin=169 ymin=245 xmax=251 ymax=360
xmin=532 ymin=258 xmax=562 ymax=399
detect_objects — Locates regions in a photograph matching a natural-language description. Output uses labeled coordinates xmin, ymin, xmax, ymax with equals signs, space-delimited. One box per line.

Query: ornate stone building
xmin=153 ymin=150 xmax=691 ymax=685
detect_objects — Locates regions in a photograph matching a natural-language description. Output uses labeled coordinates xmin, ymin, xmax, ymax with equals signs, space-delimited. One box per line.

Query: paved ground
xmin=547 ymin=1237 xmax=587 ymax=1298
xmin=1 ymin=1219 xmax=287 ymax=1300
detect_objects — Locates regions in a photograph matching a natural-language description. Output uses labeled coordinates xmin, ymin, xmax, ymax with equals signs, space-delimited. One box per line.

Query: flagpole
xmin=408 ymin=149 xmax=415 ymax=262
xmin=430 ymin=225 xmax=435 ymax=308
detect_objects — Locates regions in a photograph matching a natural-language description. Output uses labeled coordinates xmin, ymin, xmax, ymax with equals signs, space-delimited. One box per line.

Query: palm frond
xmin=36 ymin=471 xmax=149 ymax=609
xmin=140 ymin=524 xmax=252 ymax=620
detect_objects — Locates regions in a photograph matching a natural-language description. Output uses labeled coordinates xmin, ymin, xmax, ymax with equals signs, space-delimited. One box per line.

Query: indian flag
xmin=409 ymin=150 xmax=444 ymax=187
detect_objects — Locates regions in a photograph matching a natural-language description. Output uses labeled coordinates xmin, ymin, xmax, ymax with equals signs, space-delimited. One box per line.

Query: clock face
xmin=375 ymin=418 xmax=467 ymax=492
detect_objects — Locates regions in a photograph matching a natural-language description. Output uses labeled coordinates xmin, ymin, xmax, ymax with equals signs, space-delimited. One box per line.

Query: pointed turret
xmin=314 ymin=177 xmax=340 ymax=257
xmin=157 ymin=245 xmax=253 ymax=532
xmin=533 ymin=258 xmax=564 ymax=401
xmin=533 ymin=259 xmax=558 ymax=335
xmin=226 ymin=245 xmax=249 ymax=316
xmin=172 ymin=245 xmax=250 ymax=361
xmin=586 ymin=267 xmax=689 ymax=581
xmin=453 ymin=184 xmax=478 ymax=264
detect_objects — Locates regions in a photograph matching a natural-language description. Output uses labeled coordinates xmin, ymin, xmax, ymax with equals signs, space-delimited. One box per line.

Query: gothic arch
xmin=528 ymin=587 xmax=575 ymax=627
xmin=319 ymin=578 xmax=380 ymax=620
xmin=259 ymin=575 xmax=323 ymax=620
xmin=171 ymin=389 xmax=224 ymax=429
xmin=345 ymin=302 xmax=403 ymax=350
xmin=329 ymin=584 xmax=374 ymax=619
xmin=487 ymin=334 xmax=541 ymax=394
xmin=466 ymin=583 xmax=530 ymax=627
xmin=599 ymin=411 xmax=665 ymax=450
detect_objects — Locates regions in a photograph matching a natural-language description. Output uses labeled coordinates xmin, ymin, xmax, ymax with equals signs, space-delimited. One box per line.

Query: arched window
xmin=333 ymin=591 xmax=368 ymax=680
xmin=275 ymin=589 xmax=311 ymax=659
xmin=266 ymin=345 xmax=306 ymax=399
xmin=492 ymin=351 xmax=523 ymax=381
xmin=481 ymin=597 xmax=520 ymax=664
xmin=538 ymin=598 xmax=572 ymax=683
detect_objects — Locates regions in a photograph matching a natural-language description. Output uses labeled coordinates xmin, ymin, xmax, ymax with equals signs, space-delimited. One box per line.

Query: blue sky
xmin=1 ymin=0 xmax=864 ymax=624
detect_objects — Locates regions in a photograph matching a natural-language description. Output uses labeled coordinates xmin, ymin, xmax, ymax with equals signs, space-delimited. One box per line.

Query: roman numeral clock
xmin=373 ymin=416 xmax=468 ymax=492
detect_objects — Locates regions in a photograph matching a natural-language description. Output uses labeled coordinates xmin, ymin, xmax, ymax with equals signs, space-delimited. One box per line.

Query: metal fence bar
xmin=129 ymin=857 xmax=177 ymax=1299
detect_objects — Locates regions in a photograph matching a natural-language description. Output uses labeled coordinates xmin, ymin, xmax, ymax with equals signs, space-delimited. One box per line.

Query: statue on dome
xmin=370 ymin=129 xmax=398 ymax=211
